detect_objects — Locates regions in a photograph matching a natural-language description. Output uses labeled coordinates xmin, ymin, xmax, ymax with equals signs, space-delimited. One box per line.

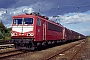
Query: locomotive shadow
xmin=35 ymin=39 xmax=82 ymax=51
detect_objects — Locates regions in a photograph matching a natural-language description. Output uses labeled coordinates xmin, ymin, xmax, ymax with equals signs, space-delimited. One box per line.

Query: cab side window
xmin=37 ymin=18 xmax=41 ymax=26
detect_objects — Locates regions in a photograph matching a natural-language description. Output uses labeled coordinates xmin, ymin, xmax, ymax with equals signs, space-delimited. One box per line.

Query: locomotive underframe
xmin=10 ymin=38 xmax=36 ymax=50
xmin=10 ymin=38 xmax=65 ymax=50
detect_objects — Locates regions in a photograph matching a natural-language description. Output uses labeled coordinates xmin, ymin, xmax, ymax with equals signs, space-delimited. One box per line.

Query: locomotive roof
xmin=13 ymin=12 xmax=63 ymax=27
xmin=12 ymin=13 xmax=85 ymax=36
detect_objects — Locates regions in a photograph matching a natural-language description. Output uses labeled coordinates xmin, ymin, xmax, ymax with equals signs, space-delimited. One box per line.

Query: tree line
xmin=0 ymin=21 xmax=11 ymax=40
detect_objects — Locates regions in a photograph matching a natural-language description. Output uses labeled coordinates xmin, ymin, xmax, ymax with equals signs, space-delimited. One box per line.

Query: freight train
xmin=10 ymin=12 xmax=86 ymax=50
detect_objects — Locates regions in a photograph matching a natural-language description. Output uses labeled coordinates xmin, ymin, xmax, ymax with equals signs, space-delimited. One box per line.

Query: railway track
xmin=47 ymin=39 xmax=87 ymax=60
xmin=0 ymin=48 xmax=34 ymax=60
xmin=0 ymin=39 xmax=87 ymax=60
xmin=0 ymin=44 xmax=14 ymax=49
xmin=0 ymin=40 xmax=9 ymax=44
xmin=0 ymin=49 xmax=22 ymax=59
xmin=7 ymin=39 xmax=86 ymax=60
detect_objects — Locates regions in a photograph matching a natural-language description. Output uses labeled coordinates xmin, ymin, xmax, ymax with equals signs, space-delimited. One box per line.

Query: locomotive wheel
xmin=29 ymin=40 xmax=36 ymax=51
xmin=14 ymin=43 xmax=18 ymax=48
xmin=30 ymin=46 xmax=36 ymax=51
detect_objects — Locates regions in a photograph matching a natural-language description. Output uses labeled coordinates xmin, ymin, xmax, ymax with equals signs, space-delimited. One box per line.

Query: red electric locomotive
xmin=10 ymin=12 xmax=86 ymax=50
xmin=10 ymin=12 xmax=65 ymax=50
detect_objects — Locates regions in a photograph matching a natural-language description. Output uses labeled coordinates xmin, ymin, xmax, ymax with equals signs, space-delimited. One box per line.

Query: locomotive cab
xmin=10 ymin=13 xmax=37 ymax=50
xmin=11 ymin=17 xmax=34 ymax=37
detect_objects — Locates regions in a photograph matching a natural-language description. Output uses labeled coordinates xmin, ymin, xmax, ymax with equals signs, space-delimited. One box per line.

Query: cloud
xmin=0 ymin=6 xmax=34 ymax=28
xmin=78 ymin=26 xmax=90 ymax=36
xmin=49 ymin=11 xmax=90 ymax=24
xmin=0 ymin=5 xmax=90 ymax=36
xmin=8 ymin=6 xmax=34 ymax=15
xmin=60 ymin=13 xmax=90 ymax=24
xmin=10 ymin=0 xmax=54 ymax=13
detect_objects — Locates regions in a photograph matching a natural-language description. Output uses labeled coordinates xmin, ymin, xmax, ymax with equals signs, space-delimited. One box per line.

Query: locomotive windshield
xmin=24 ymin=18 xmax=33 ymax=24
xmin=13 ymin=18 xmax=33 ymax=24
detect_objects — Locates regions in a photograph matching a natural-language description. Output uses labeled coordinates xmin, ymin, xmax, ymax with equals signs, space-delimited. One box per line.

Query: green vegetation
xmin=0 ymin=21 xmax=11 ymax=41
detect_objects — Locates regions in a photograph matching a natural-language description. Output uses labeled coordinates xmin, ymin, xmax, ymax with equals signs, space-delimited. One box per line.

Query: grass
xmin=0 ymin=36 xmax=10 ymax=41
xmin=5 ymin=37 xmax=10 ymax=41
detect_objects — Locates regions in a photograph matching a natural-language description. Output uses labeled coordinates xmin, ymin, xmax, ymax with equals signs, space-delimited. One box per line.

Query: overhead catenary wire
xmin=57 ymin=4 xmax=90 ymax=7
xmin=69 ymin=0 xmax=81 ymax=13
xmin=69 ymin=0 xmax=75 ymax=7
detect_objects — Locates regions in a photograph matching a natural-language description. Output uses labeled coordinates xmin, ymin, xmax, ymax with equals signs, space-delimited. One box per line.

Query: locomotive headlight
xmin=11 ymin=33 xmax=14 ymax=36
xmin=27 ymin=33 xmax=34 ymax=36
xmin=30 ymin=33 xmax=34 ymax=36
xmin=28 ymin=33 xmax=30 ymax=36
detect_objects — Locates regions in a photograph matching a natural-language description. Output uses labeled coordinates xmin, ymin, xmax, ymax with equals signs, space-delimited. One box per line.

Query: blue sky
xmin=0 ymin=0 xmax=90 ymax=36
